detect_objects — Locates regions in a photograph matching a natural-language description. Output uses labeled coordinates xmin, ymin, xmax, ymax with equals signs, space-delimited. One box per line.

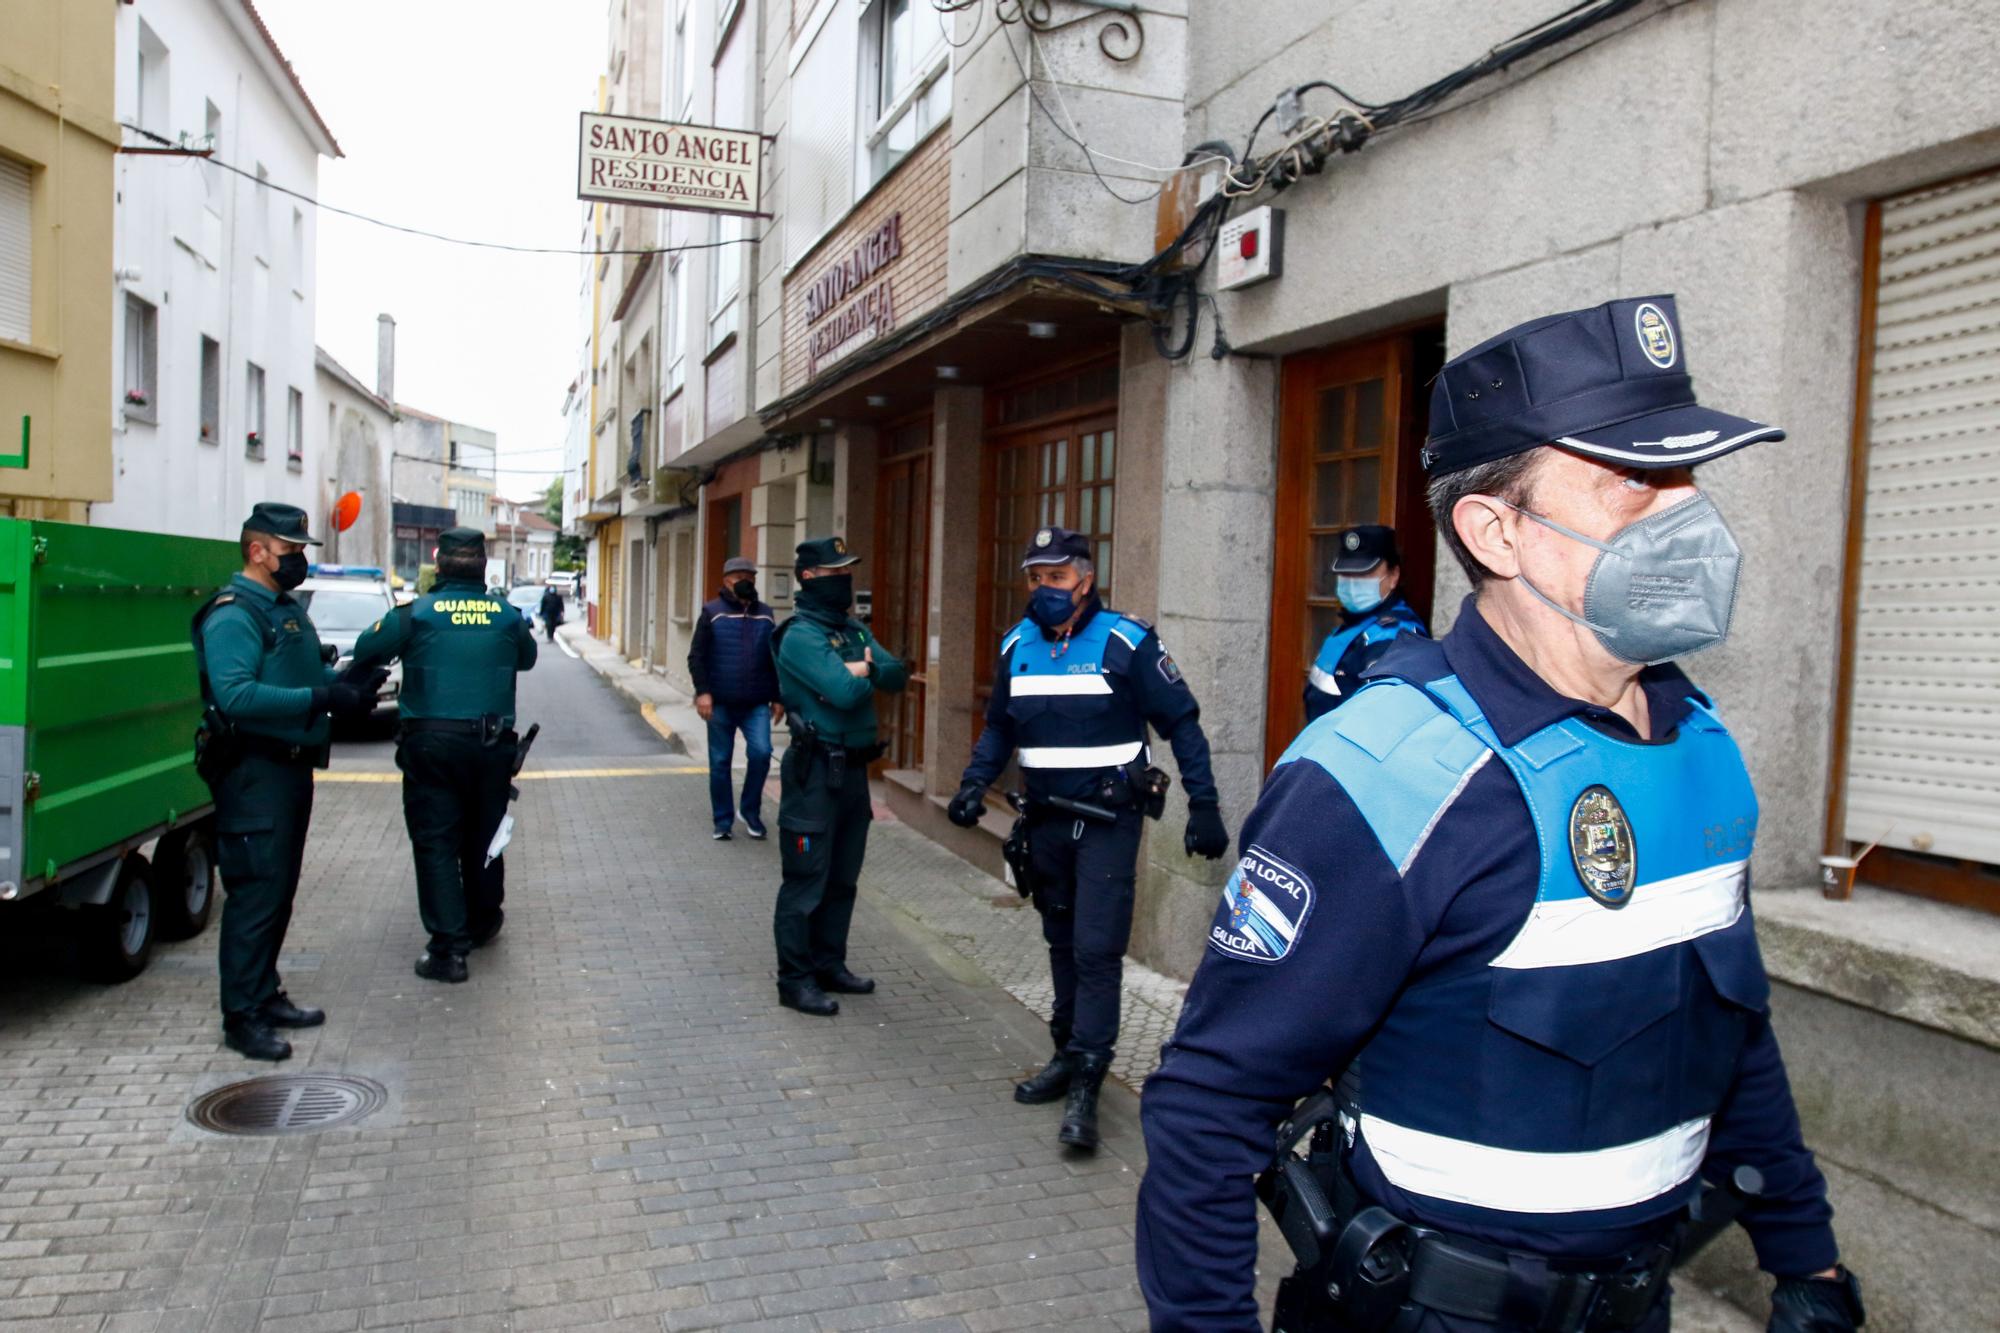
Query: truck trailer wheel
xmin=83 ymin=854 xmax=156 ymax=983
xmin=154 ymin=827 xmax=216 ymax=939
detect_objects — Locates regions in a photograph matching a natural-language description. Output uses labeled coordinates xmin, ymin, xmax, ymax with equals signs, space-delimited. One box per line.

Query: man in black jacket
xmin=689 ymin=557 xmax=784 ymax=840
xmin=537 ymin=583 xmax=564 ymax=643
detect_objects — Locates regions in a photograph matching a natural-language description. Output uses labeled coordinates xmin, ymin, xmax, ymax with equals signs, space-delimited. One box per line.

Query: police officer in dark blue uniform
xmin=1137 ymin=298 xmax=1863 ymax=1333
xmin=1303 ymin=525 xmax=1428 ymax=723
xmin=949 ymin=527 xmax=1231 ymax=1151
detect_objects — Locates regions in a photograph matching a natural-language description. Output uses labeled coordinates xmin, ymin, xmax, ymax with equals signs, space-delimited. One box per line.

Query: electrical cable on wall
xmin=119 ymin=123 xmax=764 ymax=258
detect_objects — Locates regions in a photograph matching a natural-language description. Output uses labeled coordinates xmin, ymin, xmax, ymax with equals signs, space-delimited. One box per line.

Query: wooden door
xmin=977 ymin=413 xmax=1118 ymax=706
xmin=873 ymin=418 xmax=932 ymax=773
xmin=1265 ymin=331 xmax=1438 ymax=767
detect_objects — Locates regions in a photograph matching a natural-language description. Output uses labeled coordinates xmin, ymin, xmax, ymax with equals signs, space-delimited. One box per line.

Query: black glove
xmin=340 ymin=665 xmax=391 ymax=693
xmin=317 ymin=675 xmax=383 ymax=720
xmin=947 ymin=784 xmax=986 ymax=828
xmin=320 ymin=643 xmax=340 ymax=666
xmin=1184 ymin=802 xmax=1229 ymax=859
xmin=1769 ymin=1268 xmax=1865 ymax=1332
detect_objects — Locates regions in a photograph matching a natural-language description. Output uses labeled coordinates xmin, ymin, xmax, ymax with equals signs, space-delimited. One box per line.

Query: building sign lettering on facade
xmin=806 ymin=215 xmax=902 ymax=378
xmin=577 ymin=112 xmax=767 ymax=216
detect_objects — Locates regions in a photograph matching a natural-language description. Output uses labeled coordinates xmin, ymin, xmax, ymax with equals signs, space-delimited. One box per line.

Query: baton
xmin=1044 ymin=794 xmax=1121 ymax=824
xmin=485 ymin=722 xmax=540 ymax=867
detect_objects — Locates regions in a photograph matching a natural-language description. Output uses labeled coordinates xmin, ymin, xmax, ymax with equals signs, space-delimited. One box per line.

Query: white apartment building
xmin=96 ymin=0 xmax=340 ymax=537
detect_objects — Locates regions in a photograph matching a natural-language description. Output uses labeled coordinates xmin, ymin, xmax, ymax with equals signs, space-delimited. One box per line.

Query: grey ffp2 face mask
xmin=1503 ymin=492 xmax=1743 ymax=666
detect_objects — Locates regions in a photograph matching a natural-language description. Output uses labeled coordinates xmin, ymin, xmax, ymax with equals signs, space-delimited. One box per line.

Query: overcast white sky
xmin=257 ymin=0 xmax=605 ymax=501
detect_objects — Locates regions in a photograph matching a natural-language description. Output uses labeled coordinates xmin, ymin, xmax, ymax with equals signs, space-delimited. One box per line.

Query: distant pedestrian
xmin=538 ymin=583 xmax=564 ymax=643
xmin=351 ymin=527 xmax=538 ymax=984
xmin=192 ymin=502 xmax=386 ymax=1061
xmin=770 ymin=537 xmax=907 ymax=1016
xmin=689 ymin=556 xmax=783 ymax=840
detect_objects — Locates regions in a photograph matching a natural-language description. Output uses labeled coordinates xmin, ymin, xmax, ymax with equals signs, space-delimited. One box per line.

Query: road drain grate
xmin=187 ymin=1074 xmax=386 ymax=1135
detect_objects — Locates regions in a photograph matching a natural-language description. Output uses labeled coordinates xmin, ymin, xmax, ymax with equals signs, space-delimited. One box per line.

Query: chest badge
xmin=282 ymin=618 xmax=301 ymax=634
xmin=1569 ymin=785 xmax=1636 ymax=908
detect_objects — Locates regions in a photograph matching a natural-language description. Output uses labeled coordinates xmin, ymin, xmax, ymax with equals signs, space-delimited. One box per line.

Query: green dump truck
xmin=0 ymin=518 xmax=235 ymax=979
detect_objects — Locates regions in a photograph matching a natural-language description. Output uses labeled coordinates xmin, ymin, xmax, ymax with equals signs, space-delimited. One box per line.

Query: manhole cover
xmin=187 ymin=1074 xmax=386 ymax=1136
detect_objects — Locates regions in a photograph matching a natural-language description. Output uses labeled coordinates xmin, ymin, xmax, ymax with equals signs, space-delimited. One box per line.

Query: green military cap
xmin=241 ymin=501 xmax=322 ymax=545
xmin=437 ymin=527 xmax=487 ymax=558
xmin=794 ymin=535 xmax=860 ymax=572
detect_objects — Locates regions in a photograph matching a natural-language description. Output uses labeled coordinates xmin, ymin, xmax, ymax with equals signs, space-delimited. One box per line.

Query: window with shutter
xmin=0 ymin=156 xmax=31 ymax=344
xmin=1833 ymin=167 xmax=2000 ymax=911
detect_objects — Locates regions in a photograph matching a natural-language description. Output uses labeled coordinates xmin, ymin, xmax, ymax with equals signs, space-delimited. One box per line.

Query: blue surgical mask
xmin=1336 ymin=576 xmax=1385 ymax=615
xmin=1027 ymin=584 xmax=1080 ymax=631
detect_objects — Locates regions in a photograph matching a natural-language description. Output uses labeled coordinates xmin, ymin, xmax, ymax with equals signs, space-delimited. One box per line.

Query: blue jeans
xmin=706 ymin=702 xmax=773 ymax=829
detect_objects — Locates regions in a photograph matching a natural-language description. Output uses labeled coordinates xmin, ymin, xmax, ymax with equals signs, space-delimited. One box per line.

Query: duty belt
xmin=237 ymin=734 xmax=324 ymax=766
xmin=400 ymin=717 xmax=485 ymax=735
xmin=1262 ymin=1086 xmax=1762 ymax=1333
xmin=399 ymin=716 xmax=513 ymax=745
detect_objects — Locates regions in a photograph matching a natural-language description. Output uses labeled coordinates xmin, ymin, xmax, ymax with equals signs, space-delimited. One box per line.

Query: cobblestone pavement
xmin=0 ymin=642 xmax=1755 ymax=1332
xmin=0 ymin=648 xmax=1169 ymax=1333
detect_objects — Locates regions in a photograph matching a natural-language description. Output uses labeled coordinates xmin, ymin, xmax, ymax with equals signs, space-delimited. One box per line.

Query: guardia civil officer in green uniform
xmin=771 ymin=536 xmax=908 ymax=1016
xmin=194 ymin=503 xmax=387 ymax=1061
xmin=350 ymin=528 xmax=538 ymax=984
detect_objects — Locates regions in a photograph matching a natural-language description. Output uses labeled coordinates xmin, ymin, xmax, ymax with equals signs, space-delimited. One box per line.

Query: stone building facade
xmin=562 ymin=3 xmax=2000 ymax=1322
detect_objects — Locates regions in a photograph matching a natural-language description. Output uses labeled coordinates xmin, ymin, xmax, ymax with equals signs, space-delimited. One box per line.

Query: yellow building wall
xmin=0 ymin=0 xmax=118 ymax=520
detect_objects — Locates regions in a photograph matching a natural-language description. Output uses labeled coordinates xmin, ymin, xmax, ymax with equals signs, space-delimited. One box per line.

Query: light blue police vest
xmin=1001 ymin=611 xmax=1150 ymax=775
xmin=1307 ymin=601 xmax=1426 ymax=701
xmin=1278 ymin=662 xmax=1770 ymax=1232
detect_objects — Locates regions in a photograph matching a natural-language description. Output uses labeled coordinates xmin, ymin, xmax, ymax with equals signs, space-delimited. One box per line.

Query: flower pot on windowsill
xmin=124 ymin=389 xmax=150 ymax=407
xmin=246 ymin=431 xmax=262 ymax=455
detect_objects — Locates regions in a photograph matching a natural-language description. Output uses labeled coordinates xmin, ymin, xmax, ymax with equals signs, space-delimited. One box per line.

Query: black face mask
xmin=730 ymin=579 xmax=756 ymax=603
xmin=273 ymin=551 xmax=310 ymax=590
xmin=797 ymin=574 xmax=852 ymax=613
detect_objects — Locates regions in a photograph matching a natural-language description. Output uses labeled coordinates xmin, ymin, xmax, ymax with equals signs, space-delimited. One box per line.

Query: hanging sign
xmin=577 ymin=112 xmax=768 ymax=217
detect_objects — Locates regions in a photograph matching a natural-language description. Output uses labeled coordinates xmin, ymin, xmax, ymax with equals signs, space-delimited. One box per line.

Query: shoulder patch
xmin=1208 ymin=844 xmax=1315 ymax=963
xmin=1156 ymin=651 xmax=1183 ymax=686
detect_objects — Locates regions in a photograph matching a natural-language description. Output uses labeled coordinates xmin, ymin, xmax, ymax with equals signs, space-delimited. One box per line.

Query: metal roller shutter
xmin=0 ymin=156 xmax=31 ymax=344
xmin=1844 ymin=168 xmax=2000 ymax=864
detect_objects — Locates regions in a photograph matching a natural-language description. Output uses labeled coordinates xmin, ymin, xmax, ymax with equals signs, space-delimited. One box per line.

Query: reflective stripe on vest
xmin=1306 ymin=662 xmax=1341 ymax=698
xmin=1017 ymin=740 xmax=1146 ymax=769
xmin=1358 ymin=1112 xmax=1712 ymax=1215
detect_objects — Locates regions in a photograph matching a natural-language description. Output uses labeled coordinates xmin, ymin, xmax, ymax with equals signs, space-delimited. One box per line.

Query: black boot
xmin=222 ymin=1016 xmax=292 ymax=1062
xmin=778 ymin=981 xmax=839 ymax=1016
xmin=1014 ymin=1023 xmax=1074 ymax=1104
xmin=260 ymin=991 xmax=325 ymax=1028
xmin=815 ymin=967 xmax=875 ymax=995
xmin=414 ymin=952 xmax=468 ymax=983
xmin=1058 ymin=1052 xmax=1112 ymax=1150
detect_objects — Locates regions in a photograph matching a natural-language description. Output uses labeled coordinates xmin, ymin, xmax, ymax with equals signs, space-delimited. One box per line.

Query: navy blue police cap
xmin=1421 ymin=295 xmax=1783 ymax=476
xmin=1020 ymin=526 xmax=1092 ymax=568
xmin=1330 ymin=524 xmax=1399 ymax=574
